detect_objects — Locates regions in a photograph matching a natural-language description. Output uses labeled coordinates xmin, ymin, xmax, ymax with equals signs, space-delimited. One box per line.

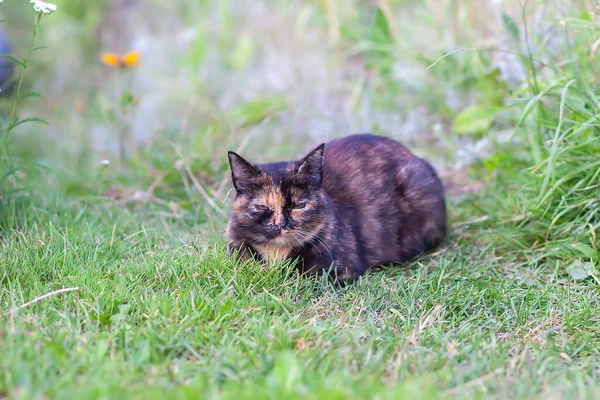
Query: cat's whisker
xmin=292 ymin=228 xmax=333 ymax=262
xmin=295 ymin=231 xmax=326 ymax=260
xmin=287 ymin=229 xmax=318 ymax=253
xmin=288 ymin=232 xmax=304 ymax=248
xmin=309 ymin=235 xmax=334 ymax=262
xmin=289 ymin=230 xmax=327 ymax=262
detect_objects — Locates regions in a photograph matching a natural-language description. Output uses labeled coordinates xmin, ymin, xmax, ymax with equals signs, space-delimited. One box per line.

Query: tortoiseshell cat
xmin=226 ymin=133 xmax=447 ymax=283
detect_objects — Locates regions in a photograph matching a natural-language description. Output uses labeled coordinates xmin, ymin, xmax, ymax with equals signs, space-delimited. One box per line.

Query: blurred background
xmin=0 ymin=0 xmax=595 ymax=236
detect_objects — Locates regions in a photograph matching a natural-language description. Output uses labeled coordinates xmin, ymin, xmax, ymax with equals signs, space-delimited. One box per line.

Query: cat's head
xmin=226 ymin=144 xmax=328 ymax=249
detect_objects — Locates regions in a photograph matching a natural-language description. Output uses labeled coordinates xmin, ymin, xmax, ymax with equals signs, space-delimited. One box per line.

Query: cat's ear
xmin=297 ymin=143 xmax=325 ymax=187
xmin=228 ymin=151 xmax=259 ymax=193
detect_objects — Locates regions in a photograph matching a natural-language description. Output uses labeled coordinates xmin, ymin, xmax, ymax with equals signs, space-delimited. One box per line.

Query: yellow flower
xmin=121 ymin=52 xmax=139 ymax=67
xmin=101 ymin=53 xmax=120 ymax=67
xmin=100 ymin=51 xmax=140 ymax=68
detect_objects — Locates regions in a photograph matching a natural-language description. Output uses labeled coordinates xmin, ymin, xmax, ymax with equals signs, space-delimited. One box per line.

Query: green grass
xmin=2 ymin=0 xmax=600 ymax=399
xmin=2 ymin=192 xmax=599 ymax=399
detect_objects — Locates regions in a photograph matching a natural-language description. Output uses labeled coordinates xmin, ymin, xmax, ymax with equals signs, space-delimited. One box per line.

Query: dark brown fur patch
xmin=226 ymin=133 xmax=447 ymax=283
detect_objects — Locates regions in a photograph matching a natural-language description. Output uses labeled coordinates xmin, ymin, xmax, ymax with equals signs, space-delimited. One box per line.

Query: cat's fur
xmin=225 ymin=133 xmax=447 ymax=283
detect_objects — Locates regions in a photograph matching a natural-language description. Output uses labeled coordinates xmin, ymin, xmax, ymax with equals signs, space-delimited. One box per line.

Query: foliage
xmin=0 ymin=3 xmax=55 ymax=187
xmin=1 ymin=0 xmax=599 ymax=398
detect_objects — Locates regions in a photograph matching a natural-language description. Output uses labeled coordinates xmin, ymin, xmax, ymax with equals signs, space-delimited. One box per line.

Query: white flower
xmin=174 ymin=159 xmax=185 ymax=170
xmin=30 ymin=0 xmax=57 ymax=14
xmin=132 ymin=191 xmax=149 ymax=201
xmin=100 ymin=159 xmax=110 ymax=165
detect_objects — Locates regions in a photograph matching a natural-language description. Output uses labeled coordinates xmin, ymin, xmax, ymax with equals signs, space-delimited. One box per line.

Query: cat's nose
xmin=273 ymin=212 xmax=287 ymax=229
xmin=275 ymin=222 xmax=290 ymax=234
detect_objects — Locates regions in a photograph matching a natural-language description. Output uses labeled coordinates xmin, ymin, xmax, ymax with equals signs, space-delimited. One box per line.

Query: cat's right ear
xmin=228 ymin=151 xmax=259 ymax=193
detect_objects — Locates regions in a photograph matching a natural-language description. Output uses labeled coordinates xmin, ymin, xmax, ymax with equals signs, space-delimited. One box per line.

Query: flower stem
xmin=0 ymin=15 xmax=40 ymax=170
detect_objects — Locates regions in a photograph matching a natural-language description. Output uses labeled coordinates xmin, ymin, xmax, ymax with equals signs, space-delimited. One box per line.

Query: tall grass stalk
xmin=1 ymin=8 xmax=54 ymax=175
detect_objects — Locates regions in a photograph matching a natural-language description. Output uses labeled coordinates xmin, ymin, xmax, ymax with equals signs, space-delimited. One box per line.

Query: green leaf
xmin=120 ymin=91 xmax=135 ymax=108
xmin=182 ymin=29 xmax=207 ymax=69
xmin=370 ymin=7 xmax=393 ymax=45
xmin=475 ymin=69 xmax=509 ymax=107
xmin=0 ymin=54 xmax=25 ymax=68
xmin=365 ymin=7 xmax=394 ymax=73
xmin=229 ymin=31 xmax=255 ymax=71
xmin=567 ymin=261 xmax=594 ymax=281
xmin=501 ymin=12 xmax=520 ymax=40
xmin=229 ymin=96 xmax=287 ymax=127
xmin=11 ymin=117 xmax=50 ymax=129
xmin=571 ymin=243 xmax=598 ymax=260
xmin=18 ymin=91 xmax=44 ymax=100
xmin=32 ymin=45 xmax=48 ymax=52
xmin=580 ymin=10 xmax=592 ymax=21
xmin=453 ymin=105 xmax=501 ymax=135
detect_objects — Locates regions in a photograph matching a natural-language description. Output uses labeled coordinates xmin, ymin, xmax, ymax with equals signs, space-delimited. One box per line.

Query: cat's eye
xmin=253 ymin=204 xmax=271 ymax=212
xmin=292 ymin=202 xmax=307 ymax=209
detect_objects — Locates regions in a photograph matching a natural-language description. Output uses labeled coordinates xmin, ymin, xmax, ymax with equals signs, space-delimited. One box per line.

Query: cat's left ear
xmin=297 ymin=143 xmax=325 ymax=187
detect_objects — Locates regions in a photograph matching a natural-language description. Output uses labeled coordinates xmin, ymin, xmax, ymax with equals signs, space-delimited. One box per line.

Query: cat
xmin=225 ymin=133 xmax=447 ymax=283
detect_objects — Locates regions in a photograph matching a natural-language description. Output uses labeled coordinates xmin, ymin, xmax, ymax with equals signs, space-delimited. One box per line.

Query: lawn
xmin=1 ymin=1 xmax=599 ymax=399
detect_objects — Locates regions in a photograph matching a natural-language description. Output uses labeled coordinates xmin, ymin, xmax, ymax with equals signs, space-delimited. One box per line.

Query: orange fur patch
xmin=233 ymin=199 xmax=245 ymax=214
xmin=262 ymin=185 xmax=285 ymax=225
xmin=264 ymin=186 xmax=284 ymax=211
xmin=254 ymin=243 xmax=291 ymax=262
